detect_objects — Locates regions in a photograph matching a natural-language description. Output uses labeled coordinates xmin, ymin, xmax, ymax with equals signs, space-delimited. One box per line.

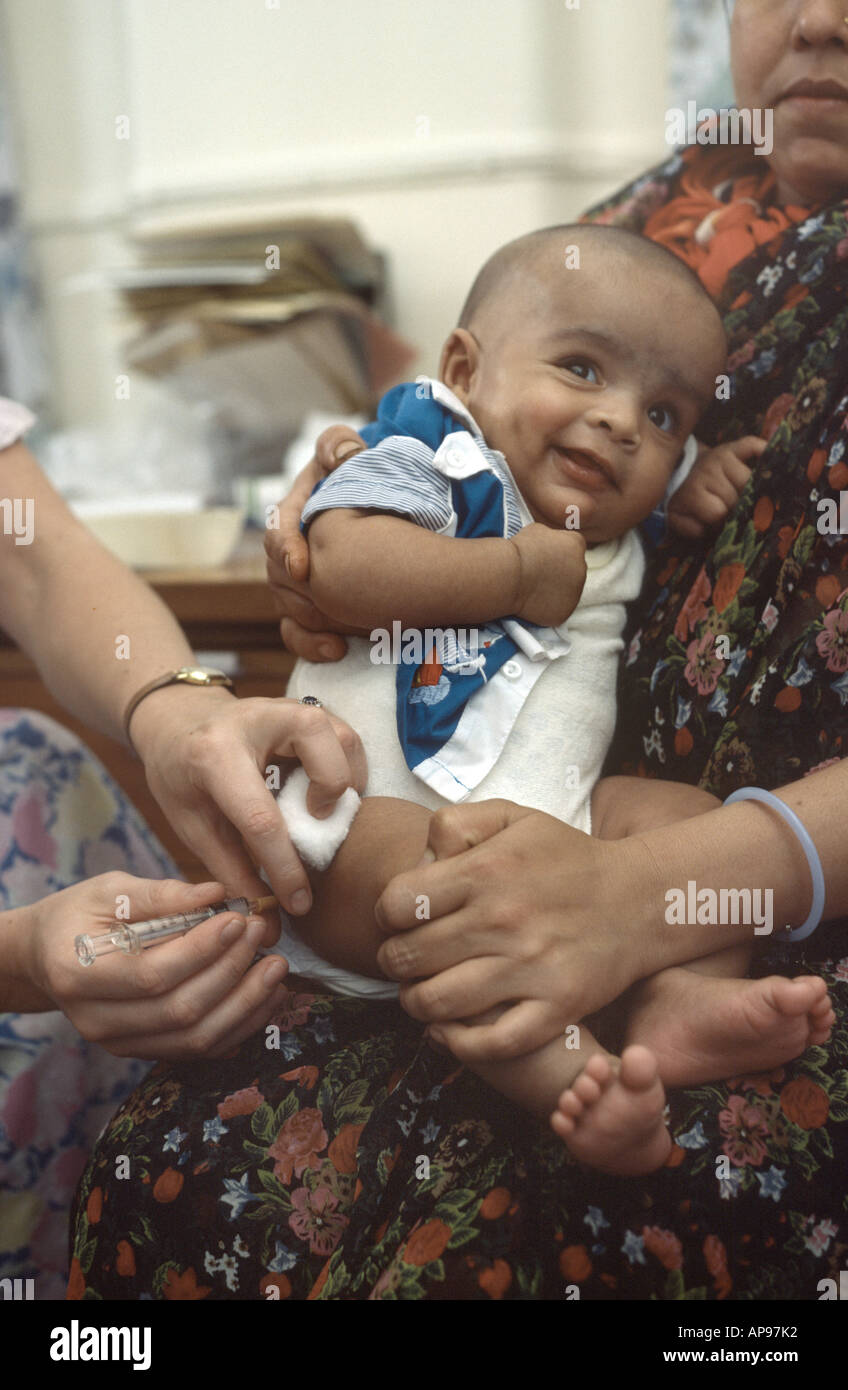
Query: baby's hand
xmin=510 ymin=523 xmax=587 ymax=627
xmin=666 ymin=436 xmax=766 ymax=540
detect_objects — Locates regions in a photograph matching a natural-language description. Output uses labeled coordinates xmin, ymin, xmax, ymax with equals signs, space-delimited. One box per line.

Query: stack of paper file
xmin=113 ymin=216 xmax=416 ymax=486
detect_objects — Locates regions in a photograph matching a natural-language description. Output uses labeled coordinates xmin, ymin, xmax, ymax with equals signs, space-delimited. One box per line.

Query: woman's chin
xmin=771 ymin=137 xmax=848 ymax=206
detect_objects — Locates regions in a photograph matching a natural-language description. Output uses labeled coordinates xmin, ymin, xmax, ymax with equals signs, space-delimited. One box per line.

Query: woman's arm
xmin=0 ymin=440 xmax=201 ymax=742
xmin=371 ymin=759 xmax=848 ymax=1063
xmin=0 ymin=440 xmax=366 ymax=915
xmin=299 ymin=783 xmax=723 ymax=980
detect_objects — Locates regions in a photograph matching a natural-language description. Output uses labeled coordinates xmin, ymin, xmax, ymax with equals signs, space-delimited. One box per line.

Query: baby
xmin=276 ymin=224 xmax=832 ymax=1174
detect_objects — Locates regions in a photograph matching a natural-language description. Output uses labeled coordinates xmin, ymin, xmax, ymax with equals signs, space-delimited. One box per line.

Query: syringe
xmin=75 ymin=895 xmax=279 ymax=966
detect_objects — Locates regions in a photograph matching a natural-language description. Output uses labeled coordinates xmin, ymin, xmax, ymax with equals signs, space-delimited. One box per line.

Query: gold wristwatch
xmin=124 ymin=666 xmax=235 ymax=749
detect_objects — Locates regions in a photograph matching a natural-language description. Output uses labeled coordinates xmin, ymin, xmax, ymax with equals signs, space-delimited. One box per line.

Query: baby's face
xmin=448 ymin=252 xmax=725 ymax=543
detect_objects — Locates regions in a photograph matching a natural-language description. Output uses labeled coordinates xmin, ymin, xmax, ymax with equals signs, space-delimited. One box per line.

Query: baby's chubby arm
xmin=307 ymin=508 xmax=587 ymax=631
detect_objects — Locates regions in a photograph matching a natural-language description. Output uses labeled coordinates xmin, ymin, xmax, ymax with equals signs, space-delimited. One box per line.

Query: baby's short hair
xmin=457 ymin=222 xmax=721 ymax=335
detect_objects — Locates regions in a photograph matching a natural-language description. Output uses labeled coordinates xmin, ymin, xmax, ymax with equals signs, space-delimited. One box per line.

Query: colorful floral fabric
xmin=596 ymin=146 xmax=848 ymax=789
xmin=68 ymin=940 xmax=848 ymax=1302
xmin=70 ymin=146 xmax=848 ymax=1299
xmin=0 ymin=711 xmax=176 ymax=1299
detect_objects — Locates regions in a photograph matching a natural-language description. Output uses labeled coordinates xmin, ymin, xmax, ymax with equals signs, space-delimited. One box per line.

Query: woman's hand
xmin=264 ymin=424 xmax=368 ymax=661
xmin=16 ymin=874 xmax=292 ymax=1059
xmin=373 ymin=800 xmax=661 ymax=1063
xmin=130 ymin=687 xmax=367 ymax=925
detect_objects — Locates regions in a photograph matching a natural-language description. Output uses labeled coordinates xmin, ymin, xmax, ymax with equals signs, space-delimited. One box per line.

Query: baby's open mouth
xmin=551 ymin=446 xmax=617 ymax=491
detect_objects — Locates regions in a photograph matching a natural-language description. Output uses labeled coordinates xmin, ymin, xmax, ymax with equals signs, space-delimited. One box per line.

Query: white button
xmin=502 ymin=659 xmax=522 ymax=680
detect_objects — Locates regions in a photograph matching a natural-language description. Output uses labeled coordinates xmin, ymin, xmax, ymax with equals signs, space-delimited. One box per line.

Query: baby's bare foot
xmin=550 ymin=1045 xmax=671 ymax=1176
xmin=627 ymin=972 xmax=834 ymax=1088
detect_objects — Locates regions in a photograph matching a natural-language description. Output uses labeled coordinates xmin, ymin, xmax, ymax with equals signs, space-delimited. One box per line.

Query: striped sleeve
xmin=301 ymin=435 xmax=454 ymax=533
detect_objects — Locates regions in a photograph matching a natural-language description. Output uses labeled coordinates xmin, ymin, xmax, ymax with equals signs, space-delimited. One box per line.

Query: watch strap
xmin=124 ymin=667 xmax=234 ymax=749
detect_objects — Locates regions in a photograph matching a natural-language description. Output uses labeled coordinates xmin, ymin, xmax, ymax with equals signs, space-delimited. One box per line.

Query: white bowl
xmin=74 ymin=504 xmax=246 ymax=569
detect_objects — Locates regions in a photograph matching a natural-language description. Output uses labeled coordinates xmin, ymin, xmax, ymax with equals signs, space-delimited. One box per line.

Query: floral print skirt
xmin=70 ymin=925 xmax=848 ymax=1301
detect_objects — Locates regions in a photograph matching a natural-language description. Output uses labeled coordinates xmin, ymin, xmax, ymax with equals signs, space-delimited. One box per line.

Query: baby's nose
xmin=588 ymin=396 xmax=640 ymax=441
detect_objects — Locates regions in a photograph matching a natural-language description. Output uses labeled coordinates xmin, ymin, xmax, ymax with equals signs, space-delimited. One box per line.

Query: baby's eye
xmin=561 ymin=359 xmax=599 ymax=383
xmin=648 ymin=403 xmax=678 ymax=433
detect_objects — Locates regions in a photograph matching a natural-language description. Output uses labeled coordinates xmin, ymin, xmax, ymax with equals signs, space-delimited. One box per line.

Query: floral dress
xmin=0 ymin=712 xmax=177 ymax=1300
xmin=69 ymin=145 xmax=848 ymax=1300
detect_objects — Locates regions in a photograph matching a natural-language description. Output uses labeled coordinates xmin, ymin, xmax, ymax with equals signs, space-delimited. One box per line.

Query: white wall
xmin=2 ymin=0 xmax=672 ymax=430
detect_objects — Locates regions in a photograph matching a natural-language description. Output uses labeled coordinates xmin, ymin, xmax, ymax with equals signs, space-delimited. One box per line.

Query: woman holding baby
xmin=69 ymin=0 xmax=848 ymax=1299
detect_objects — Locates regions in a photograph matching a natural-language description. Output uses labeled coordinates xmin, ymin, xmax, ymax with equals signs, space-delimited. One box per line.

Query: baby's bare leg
xmin=300 ymin=801 xmax=660 ymax=1126
xmin=301 ymin=796 xmax=615 ymax=1097
xmin=468 ymin=1007 xmax=674 ymax=1174
xmin=295 ymin=796 xmax=431 ymax=978
xmin=300 ymin=797 xmax=614 ymax=1101
xmin=303 ymin=796 xmax=675 ymax=1172
xmin=459 ymin=1005 xmax=611 ymax=1117
xmin=622 ymin=965 xmax=834 ymax=1087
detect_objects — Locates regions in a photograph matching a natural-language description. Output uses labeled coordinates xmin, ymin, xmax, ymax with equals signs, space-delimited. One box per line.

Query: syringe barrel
xmin=126 ymin=899 xmax=250 ymax=946
xmin=128 ymin=911 xmax=193 ymax=937
xmin=74 ymin=898 xmax=252 ymax=966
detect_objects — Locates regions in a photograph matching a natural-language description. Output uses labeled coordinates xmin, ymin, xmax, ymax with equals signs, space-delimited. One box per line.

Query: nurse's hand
xmin=12 ymin=875 xmax=292 ymax=1059
xmin=130 ymin=687 xmax=367 ymax=925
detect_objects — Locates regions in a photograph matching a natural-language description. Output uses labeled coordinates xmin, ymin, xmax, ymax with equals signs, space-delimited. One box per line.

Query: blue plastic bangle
xmin=723 ymin=787 xmax=826 ymax=942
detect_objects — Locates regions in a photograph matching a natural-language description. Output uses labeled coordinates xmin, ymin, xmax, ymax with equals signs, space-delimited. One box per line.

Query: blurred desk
xmin=0 ymin=530 xmax=295 ymax=880
xmin=146 ymin=530 xmax=285 ymax=652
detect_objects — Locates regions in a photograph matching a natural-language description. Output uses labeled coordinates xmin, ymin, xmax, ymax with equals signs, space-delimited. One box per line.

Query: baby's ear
xmin=438 ymin=328 xmax=480 ymax=404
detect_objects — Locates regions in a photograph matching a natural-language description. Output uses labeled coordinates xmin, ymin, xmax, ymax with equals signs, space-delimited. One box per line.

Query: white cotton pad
xmin=276 ymin=766 xmax=361 ymax=870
